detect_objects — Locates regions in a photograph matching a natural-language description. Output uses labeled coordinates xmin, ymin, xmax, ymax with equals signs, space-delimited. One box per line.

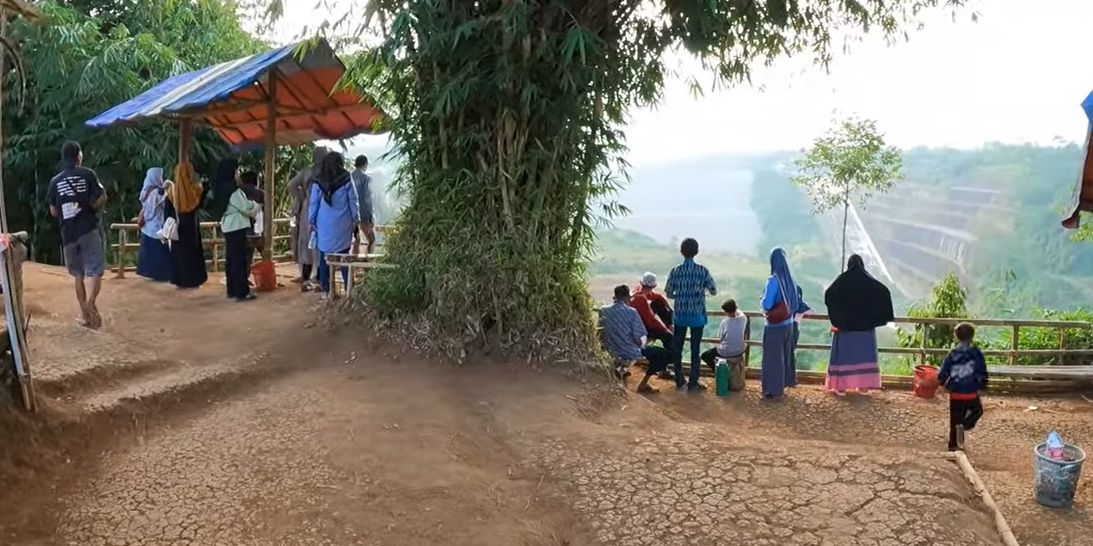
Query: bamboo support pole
xmin=945 ymin=452 xmax=1021 ymax=546
xmin=1011 ymin=325 xmax=1020 ymax=366
xmin=117 ymin=228 xmax=127 ymax=278
xmin=919 ymin=323 xmax=928 ymax=366
xmin=262 ymin=73 xmax=278 ymax=261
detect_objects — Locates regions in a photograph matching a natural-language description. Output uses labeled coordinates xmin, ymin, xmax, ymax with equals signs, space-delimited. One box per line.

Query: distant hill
xmin=602 ymin=144 xmax=1093 ymax=316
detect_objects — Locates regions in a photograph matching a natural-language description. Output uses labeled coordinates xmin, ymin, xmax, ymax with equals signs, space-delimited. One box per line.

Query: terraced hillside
xmin=748 ymin=144 xmax=1093 ymax=313
xmin=857 ymin=183 xmax=1011 ymax=299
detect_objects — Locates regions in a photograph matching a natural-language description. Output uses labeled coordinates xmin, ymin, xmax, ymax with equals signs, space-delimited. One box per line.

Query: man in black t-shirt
xmin=47 ymin=141 xmax=107 ymax=328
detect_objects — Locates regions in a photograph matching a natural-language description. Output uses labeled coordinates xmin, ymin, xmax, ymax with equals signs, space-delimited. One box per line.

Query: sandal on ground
xmin=87 ymin=304 xmax=102 ymax=330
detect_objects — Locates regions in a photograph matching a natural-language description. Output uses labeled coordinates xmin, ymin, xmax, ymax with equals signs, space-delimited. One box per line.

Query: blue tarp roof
xmin=86 ymin=43 xmax=298 ymax=128
xmin=1083 ymin=90 xmax=1093 ymax=126
xmin=85 ymin=39 xmax=386 ymax=148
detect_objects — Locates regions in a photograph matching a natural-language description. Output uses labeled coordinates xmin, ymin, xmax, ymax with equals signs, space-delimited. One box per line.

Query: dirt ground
xmin=0 ymin=264 xmax=1091 ymax=545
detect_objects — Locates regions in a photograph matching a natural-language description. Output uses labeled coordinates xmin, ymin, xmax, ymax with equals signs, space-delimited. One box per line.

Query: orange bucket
xmin=251 ymin=260 xmax=277 ymax=292
xmin=913 ymin=365 xmax=940 ymax=399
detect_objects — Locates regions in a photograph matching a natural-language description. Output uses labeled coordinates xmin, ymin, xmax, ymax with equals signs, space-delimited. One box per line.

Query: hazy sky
xmin=280 ymin=0 xmax=1093 ymax=167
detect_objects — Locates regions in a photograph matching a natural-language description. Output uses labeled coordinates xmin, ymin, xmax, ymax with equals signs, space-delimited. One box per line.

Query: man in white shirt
xmin=701 ymin=299 xmax=747 ymax=372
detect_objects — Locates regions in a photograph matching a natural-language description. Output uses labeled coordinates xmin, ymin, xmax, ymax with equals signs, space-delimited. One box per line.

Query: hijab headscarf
xmin=140 ymin=167 xmax=164 ymax=201
xmin=208 ymin=158 xmax=239 ymax=218
xmin=168 ymin=162 xmax=203 ymax=214
xmin=770 ymin=247 xmax=801 ymax=314
xmin=239 ymin=173 xmax=264 ymax=204
xmin=316 ymin=151 xmax=351 ymax=205
xmin=824 ymin=254 xmax=895 ymax=331
xmin=140 ymin=168 xmax=166 ymax=236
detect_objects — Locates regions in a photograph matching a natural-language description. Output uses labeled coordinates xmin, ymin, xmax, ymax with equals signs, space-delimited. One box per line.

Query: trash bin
xmin=1033 ymin=442 xmax=1086 ymax=509
xmin=912 ymin=365 xmax=939 ymax=399
xmin=251 ymin=260 xmax=277 ymax=292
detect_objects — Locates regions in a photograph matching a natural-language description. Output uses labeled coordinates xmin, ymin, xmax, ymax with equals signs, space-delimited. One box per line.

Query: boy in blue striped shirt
xmin=665 ymin=238 xmax=717 ymax=391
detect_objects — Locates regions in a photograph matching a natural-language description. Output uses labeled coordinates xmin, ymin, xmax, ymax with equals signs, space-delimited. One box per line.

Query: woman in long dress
xmin=135 ymin=167 xmax=171 ymax=282
xmin=289 ymin=146 xmax=329 ymax=290
xmin=824 ymin=254 xmax=894 ymax=395
xmin=165 ymin=162 xmax=208 ymax=289
xmin=760 ymin=247 xmax=804 ymax=397
xmin=760 ymin=247 xmax=801 ymax=398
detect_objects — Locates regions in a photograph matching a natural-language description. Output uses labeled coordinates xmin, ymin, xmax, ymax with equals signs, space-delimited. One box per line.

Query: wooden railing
xmin=108 ymin=218 xmax=293 ymax=277
xmin=730 ymin=312 xmax=1093 ymax=368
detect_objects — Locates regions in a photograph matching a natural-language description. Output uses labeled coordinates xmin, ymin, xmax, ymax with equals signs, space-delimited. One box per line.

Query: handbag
xmin=159 ymin=216 xmax=179 ymax=241
xmin=766 ymin=298 xmax=791 ymax=323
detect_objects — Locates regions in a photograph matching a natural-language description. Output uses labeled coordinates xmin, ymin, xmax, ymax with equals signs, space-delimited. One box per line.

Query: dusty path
xmin=0 ymin=265 xmax=1089 ymax=545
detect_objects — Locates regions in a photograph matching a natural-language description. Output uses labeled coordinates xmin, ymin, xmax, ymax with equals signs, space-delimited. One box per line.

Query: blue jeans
xmin=672 ymin=325 xmax=704 ymax=387
xmin=317 ymin=248 xmax=350 ymax=294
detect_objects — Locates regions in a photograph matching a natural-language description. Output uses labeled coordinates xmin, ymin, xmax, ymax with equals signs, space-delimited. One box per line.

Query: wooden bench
xmin=322 ymin=252 xmax=394 ymax=297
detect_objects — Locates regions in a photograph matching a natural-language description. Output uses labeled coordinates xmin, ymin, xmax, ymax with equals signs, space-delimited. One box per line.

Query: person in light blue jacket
xmin=760 ymin=247 xmax=801 ymax=398
xmin=136 ymin=167 xmax=171 ymax=282
xmin=308 ymin=151 xmax=360 ymax=295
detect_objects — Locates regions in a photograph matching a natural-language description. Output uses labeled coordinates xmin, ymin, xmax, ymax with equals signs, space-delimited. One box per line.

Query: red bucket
xmin=251 ymin=260 xmax=277 ymax=292
xmin=913 ymin=365 xmax=940 ymax=399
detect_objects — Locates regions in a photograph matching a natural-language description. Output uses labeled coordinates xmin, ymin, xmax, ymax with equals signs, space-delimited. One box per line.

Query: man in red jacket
xmin=630 ymin=273 xmax=675 ymax=378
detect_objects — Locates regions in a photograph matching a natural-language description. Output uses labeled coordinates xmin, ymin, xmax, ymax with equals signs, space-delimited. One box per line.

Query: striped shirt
xmin=665 ymin=259 xmax=717 ymax=327
xmin=599 ymin=301 xmax=646 ymax=361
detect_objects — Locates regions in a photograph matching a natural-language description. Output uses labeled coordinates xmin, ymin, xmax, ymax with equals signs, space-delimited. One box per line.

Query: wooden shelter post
xmin=262 ymin=75 xmax=277 ymax=260
xmin=178 ymin=120 xmax=192 ymax=163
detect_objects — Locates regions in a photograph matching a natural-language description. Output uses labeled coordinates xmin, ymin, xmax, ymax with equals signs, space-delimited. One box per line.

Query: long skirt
xmin=136 ymin=233 xmax=171 ymax=282
xmin=761 ymin=324 xmax=795 ymax=397
xmin=826 ymin=330 xmax=882 ymax=392
xmin=168 ymin=208 xmax=208 ymax=289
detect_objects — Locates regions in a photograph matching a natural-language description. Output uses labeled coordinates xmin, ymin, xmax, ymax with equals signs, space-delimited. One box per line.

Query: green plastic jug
xmin=716 ymin=360 xmax=730 ymax=396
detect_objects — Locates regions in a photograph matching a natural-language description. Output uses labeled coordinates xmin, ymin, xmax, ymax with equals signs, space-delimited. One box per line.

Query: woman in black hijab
xmin=823 ymin=255 xmax=894 ymax=395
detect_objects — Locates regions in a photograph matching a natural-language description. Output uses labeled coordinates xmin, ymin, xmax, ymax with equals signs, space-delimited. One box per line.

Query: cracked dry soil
xmin=0 ymin=265 xmax=1078 ymax=545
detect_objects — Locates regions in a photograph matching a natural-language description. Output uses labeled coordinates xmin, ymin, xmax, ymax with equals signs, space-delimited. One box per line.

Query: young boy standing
xmin=937 ymin=323 xmax=988 ymax=451
xmin=701 ymin=299 xmax=747 ymax=373
xmin=664 ymin=238 xmax=717 ymax=391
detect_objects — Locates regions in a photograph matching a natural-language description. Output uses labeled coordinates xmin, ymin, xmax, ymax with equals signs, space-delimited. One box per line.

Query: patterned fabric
xmin=664 ymin=259 xmax=717 ymax=327
xmin=600 ymin=301 xmax=646 ymax=361
xmin=826 ymin=330 xmax=882 ymax=392
xmin=938 ymin=345 xmax=988 ymax=396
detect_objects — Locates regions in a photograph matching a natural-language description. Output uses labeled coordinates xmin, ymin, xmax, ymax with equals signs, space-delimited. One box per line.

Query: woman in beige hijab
xmin=288 ymin=146 xmax=328 ymax=290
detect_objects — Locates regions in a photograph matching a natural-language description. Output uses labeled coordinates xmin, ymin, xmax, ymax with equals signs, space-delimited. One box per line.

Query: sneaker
xmin=236 ymin=294 xmax=257 ymax=302
xmin=687 ymin=382 xmax=708 ymax=393
xmin=955 ymin=425 xmax=965 ymax=451
xmin=657 ymin=371 xmax=674 ymax=380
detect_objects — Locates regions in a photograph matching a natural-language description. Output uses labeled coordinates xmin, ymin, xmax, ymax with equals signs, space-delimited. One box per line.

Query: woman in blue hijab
xmin=135 ymin=167 xmax=172 ymax=282
xmin=760 ymin=247 xmax=801 ymax=398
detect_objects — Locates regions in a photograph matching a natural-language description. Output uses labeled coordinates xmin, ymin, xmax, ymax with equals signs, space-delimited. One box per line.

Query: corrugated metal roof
xmin=86 ymin=39 xmax=386 ymax=148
